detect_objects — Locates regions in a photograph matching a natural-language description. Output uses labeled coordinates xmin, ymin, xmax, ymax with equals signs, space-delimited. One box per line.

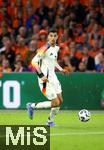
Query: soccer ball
xmin=78 ymin=109 xmax=91 ymax=122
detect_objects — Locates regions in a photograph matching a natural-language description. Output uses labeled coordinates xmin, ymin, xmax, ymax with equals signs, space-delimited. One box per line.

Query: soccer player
xmin=27 ymin=29 xmax=69 ymax=126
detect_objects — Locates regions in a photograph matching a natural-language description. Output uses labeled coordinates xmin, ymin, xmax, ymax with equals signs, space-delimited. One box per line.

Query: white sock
xmin=48 ymin=107 xmax=60 ymax=122
xmin=31 ymin=101 xmax=51 ymax=109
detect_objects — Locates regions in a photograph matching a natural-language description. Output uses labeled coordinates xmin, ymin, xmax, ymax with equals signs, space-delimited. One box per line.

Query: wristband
xmin=36 ymin=72 xmax=44 ymax=78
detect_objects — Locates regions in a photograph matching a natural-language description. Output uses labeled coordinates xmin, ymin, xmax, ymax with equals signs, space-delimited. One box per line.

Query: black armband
xmin=36 ymin=72 xmax=44 ymax=78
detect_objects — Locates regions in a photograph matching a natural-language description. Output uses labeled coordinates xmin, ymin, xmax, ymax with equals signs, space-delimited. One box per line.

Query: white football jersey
xmin=32 ymin=45 xmax=62 ymax=83
xmin=39 ymin=45 xmax=59 ymax=76
xmin=32 ymin=45 xmax=62 ymax=96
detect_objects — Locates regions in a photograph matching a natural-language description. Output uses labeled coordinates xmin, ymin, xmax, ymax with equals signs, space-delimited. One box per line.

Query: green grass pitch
xmin=0 ymin=110 xmax=104 ymax=150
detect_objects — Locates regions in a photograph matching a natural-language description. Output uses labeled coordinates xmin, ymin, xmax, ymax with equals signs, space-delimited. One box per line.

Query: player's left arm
xmin=31 ymin=44 xmax=50 ymax=79
xmin=55 ymin=47 xmax=69 ymax=74
xmin=55 ymin=61 xmax=69 ymax=74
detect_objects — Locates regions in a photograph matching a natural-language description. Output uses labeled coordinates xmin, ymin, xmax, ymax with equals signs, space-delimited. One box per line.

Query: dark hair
xmin=48 ymin=28 xmax=57 ymax=34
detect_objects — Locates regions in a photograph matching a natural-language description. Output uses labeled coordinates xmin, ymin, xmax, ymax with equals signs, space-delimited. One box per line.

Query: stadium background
xmin=0 ymin=72 xmax=104 ymax=109
xmin=0 ymin=0 xmax=104 ymax=109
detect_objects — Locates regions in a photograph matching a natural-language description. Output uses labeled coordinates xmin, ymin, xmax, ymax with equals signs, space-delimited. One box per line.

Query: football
xmin=78 ymin=109 xmax=91 ymax=122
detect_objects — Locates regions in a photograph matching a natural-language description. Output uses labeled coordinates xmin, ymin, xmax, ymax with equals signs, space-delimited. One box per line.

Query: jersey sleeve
xmin=31 ymin=44 xmax=50 ymax=74
xmin=55 ymin=61 xmax=63 ymax=72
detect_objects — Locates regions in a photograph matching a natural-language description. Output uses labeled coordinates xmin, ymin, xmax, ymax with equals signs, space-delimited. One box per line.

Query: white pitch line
xmin=0 ymin=132 xmax=104 ymax=138
xmin=50 ymin=132 xmax=104 ymax=136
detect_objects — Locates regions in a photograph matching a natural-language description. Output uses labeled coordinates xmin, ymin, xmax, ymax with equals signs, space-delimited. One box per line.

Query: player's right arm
xmin=31 ymin=44 xmax=50 ymax=82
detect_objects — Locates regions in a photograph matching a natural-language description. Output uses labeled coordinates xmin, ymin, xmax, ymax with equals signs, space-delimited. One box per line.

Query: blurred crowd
xmin=0 ymin=0 xmax=104 ymax=73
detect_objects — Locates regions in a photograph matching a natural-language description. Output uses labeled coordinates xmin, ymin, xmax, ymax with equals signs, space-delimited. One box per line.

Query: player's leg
xmin=26 ymin=100 xmax=51 ymax=119
xmin=26 ymin=82 xmax=56 ymax=119
xmin=27 ymin=92 xmax=61 ymax=111
xmin=27 ymin=80 xmax=62 ymax=121
xmin=28 ymin=81 xmax=61 ymax=109
xmin=27 ymin=81 xmax=50 ymax=119
xmin=57 ymin=93 xmax=63 ymax=104
xmin=46 ymin=93 xmax=63 ymax=126
xmin=46 ymin=80 xmax=63 ymax=125
xmin=48 ymin=93 xmax=63 ymax=122
xmin=26 ymin=96 xmax=61 ymax=120
xmin=26 ymin=93 xmax=63 ymax=120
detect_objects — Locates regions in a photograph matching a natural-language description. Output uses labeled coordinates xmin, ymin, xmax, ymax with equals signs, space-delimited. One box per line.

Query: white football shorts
xmin=38 ymin=79 xmax=62 ymax=100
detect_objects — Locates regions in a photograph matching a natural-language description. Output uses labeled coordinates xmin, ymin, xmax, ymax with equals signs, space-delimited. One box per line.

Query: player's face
xmin=47 ymin=32 xmax=58 ymax=45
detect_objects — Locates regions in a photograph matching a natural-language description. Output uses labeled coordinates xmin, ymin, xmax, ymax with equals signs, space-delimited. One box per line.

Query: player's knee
xmin=51 ymin=96 xmax=63 ymax=107
xmin=60 ymin=98 xmax=63 ymax=104
xmin=57 ymin=95 xmax=63 ymax=104
xmin=54 ymin=99 xmax=61 ymax=107
xmin=51 ymin=100 xmax=58 ymax=107
xmin=56 ymin=101 xmax=60 ymax=107
xmin=58 ymin=97 xmax=63 ymax=105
